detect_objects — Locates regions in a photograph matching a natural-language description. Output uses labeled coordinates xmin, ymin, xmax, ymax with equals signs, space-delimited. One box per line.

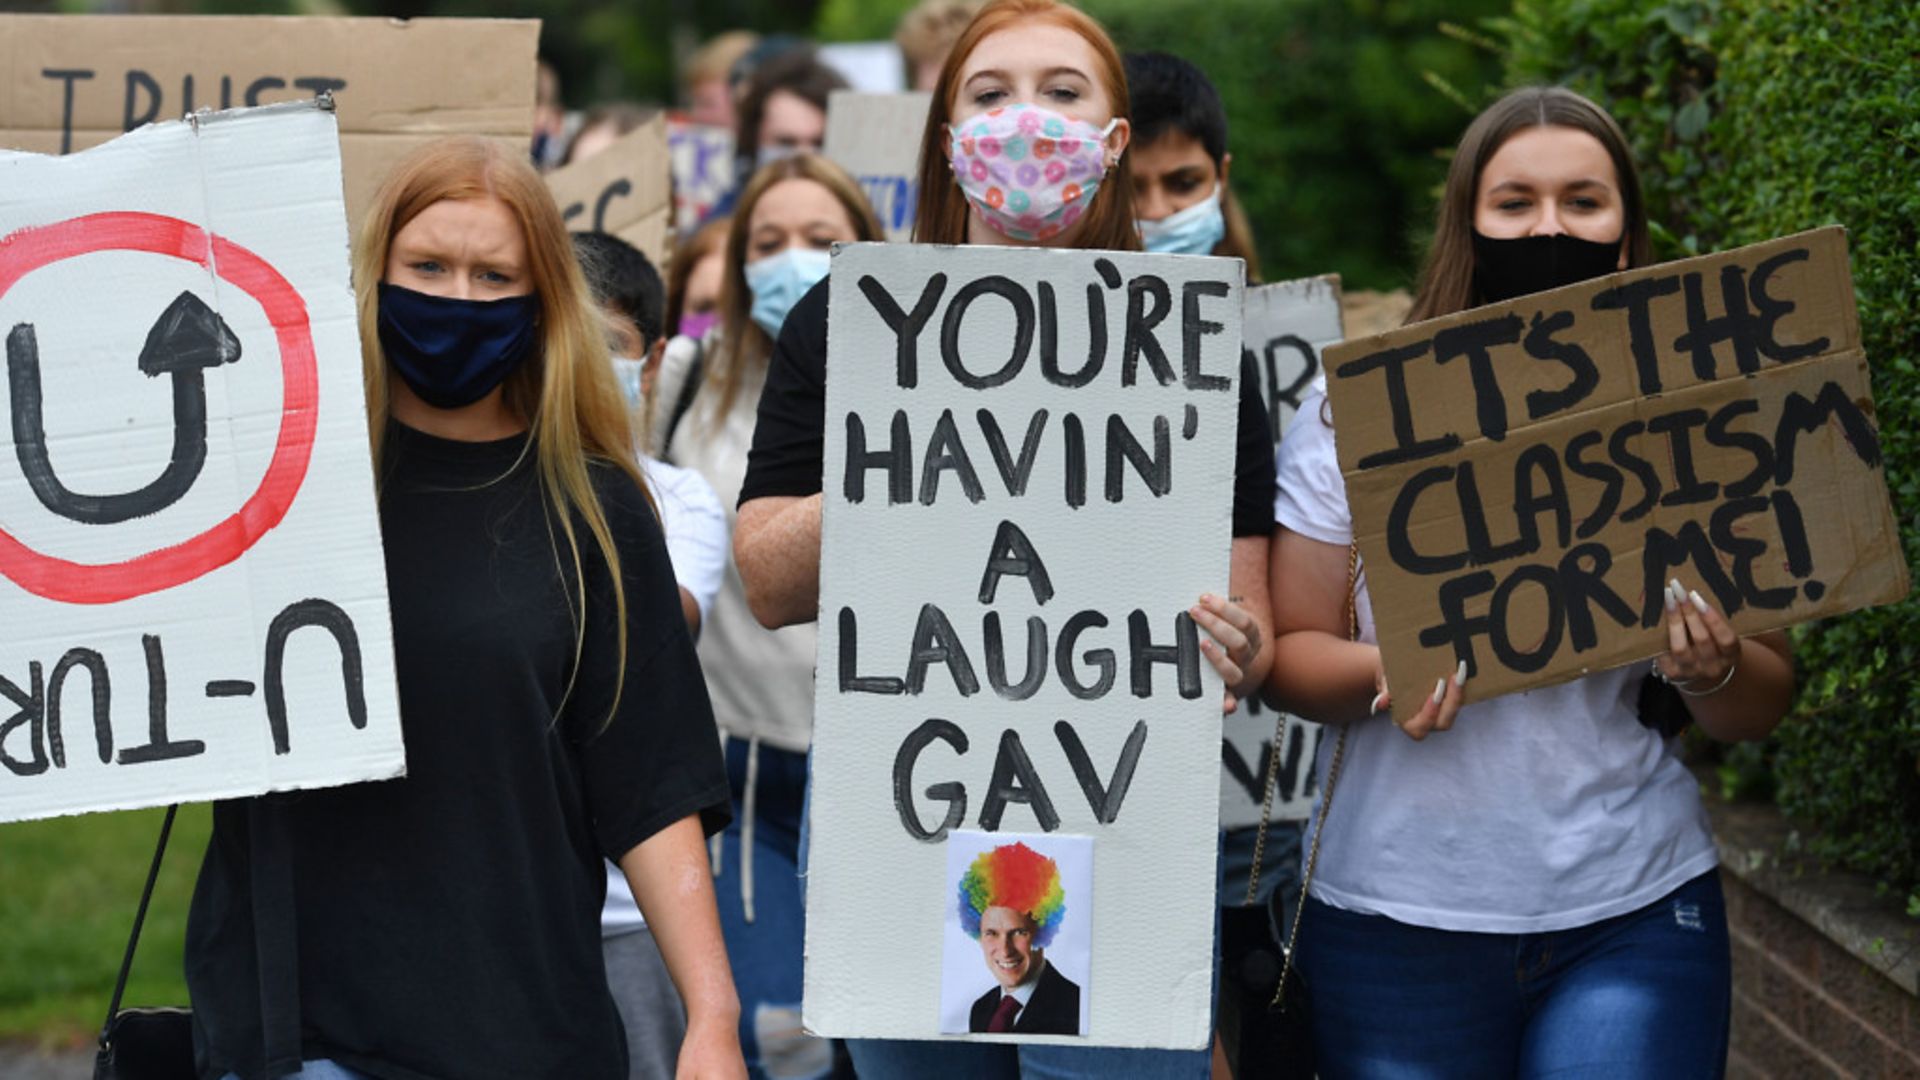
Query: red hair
xmin=912 ymin=0 xmax=1139 ymax=251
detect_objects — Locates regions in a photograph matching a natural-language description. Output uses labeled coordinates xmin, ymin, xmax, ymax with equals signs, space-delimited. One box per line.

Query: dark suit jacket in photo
xmin=968 ymin=962 xmax=1082 ymax=1035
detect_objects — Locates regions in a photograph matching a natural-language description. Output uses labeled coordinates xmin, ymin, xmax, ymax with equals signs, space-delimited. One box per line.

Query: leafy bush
xmin=816 ymin=0 xmax=1508 ymax=290
xmin=1502 ymin=0 xmax=1920 ymax=894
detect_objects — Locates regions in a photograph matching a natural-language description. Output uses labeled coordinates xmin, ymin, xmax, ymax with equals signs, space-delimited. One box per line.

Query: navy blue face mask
xmin=377 ymin=282 xmax=541 ymax=410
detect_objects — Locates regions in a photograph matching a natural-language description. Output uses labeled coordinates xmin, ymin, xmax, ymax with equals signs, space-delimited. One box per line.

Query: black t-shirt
xmin=186 ymin=423 xmax=730 ymax=1080
xmin=739 ymin=276 xmax=1279 ymax=537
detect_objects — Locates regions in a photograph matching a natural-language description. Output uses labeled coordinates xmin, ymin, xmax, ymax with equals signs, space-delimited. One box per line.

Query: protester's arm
xmin=1265 ymin=526 xmax=1464 ymax=737
xmin=619 ymin=817 xmax=745 ymax=1080
xmin=734 ymin=281 xmax=829 ymax=629
xmin=1656 ymin=585 xmax=1795 ymax=741
xmin=677 ymin=588 xmax=703 ymax=637
xmin=734 ymin=493 xmax=822 ymax=628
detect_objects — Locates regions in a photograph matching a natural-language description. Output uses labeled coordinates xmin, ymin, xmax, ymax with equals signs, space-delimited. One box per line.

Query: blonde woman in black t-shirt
xmin=185 ymin=136 xmax=743 ymax=1080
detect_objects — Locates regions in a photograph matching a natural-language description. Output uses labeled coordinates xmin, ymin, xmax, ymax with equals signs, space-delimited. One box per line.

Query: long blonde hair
xmin=704 ymin=154 xmax=882 ymax=428
xmin=355 ymin=135 xmax=646 ymax=727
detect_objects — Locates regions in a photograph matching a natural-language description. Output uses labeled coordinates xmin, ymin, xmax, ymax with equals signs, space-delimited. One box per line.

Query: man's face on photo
xmin=978 ymin=905 xmax=1040 ymax=990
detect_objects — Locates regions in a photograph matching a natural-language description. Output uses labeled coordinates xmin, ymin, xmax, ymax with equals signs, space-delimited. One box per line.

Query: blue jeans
xmin=221 ymin=1062 xmax=368 ymax=1080
xmin=714 ymin=738 xmax=850 ymax=1080
xmin=1296 ymin=869 xmax=1731 ymax=1079
xmin=846 ymin=1040 xmax=1208 ymax=1079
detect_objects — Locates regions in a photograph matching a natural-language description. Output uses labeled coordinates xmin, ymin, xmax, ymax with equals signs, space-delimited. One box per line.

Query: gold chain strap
xmin=1264 ymin=539 xmax=1359 ymax=1011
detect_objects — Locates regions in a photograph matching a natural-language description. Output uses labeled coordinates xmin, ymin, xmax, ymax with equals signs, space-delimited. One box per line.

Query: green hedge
xmin=817 ymin=0 xmax=1507 ymax=290
xmin=1501 ymin=0 xmax=1920 ymax=898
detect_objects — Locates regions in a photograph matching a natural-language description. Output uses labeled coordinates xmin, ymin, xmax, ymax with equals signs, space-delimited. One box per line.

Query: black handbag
xmin=94 ymin=804 xmax=198 ymax=1080
xmin=1226 ymin=542 xmax=1358 ymax=1079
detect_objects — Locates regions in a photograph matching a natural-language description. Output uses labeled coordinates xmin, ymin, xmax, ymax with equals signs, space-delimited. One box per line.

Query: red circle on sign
xmin=0 ymin=211 xmax=320 ymax=604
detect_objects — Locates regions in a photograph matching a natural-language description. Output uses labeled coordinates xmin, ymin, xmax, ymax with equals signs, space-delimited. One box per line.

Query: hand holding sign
xmin=1322 ymin=227 xmax=1908 ymax=724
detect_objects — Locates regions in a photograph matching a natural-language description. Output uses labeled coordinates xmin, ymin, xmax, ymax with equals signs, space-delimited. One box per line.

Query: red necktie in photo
xmin=987 ymin=993 xmax=1022 ymax=1033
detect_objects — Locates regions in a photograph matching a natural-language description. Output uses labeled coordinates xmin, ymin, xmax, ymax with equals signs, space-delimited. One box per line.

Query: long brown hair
xmin=1219 ymin=187 xmax=1262 ymax=284
xmin=1407 ymin=86 xmax=1651 ymax=323
xmin=702 ymin=154 xmax=882 ymax=429
xmin=665 ymin=215 xmax=732 ymax=334
xmin=355 ymin=135 xmax=645 ymax=726
xmin=912 ymin=0 xmax=1140 ymax=251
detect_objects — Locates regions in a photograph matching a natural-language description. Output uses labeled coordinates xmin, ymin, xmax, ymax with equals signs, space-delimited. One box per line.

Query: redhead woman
xmin=1265 ymin=86 xmax=1794 ymax=1078
xmin=649 ymin=154 xmax=881 ymax=1080
xmin=184 ymin=137 xmax=743 ymax=1080
xmin=730 ymin=2 xmax=1277 ymax=1077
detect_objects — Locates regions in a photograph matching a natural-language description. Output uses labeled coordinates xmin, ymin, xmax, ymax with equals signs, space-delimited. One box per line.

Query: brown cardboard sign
xmin=1322 ymin=227 xmax=1908 ymax=720
xmin=544 ymin=114 xmax=671 ymax=267
xmin=0 ymin=14 xmax=538 ymax=229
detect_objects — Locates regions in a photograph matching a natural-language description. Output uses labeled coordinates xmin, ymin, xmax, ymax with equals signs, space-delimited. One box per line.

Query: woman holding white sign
xmin=653 ymin=153 xmax=881 ymax=1080
xmin=733 ymin=1 xmax=1275 ymax=1077
xmin=1266 ymin=86 xmax=1795 ymax=1077
xmin=185 ymin=137 xmax=743 ymax=1080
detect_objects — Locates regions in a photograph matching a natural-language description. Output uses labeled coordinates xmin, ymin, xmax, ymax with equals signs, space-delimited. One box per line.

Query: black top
xmin=967 ymin=962 xmax=1083 ymax=1035
xmin=186 ymin=423 xmax=730 ymax=1080
xmin=739 ymin=277 xmax=1279 ymax=538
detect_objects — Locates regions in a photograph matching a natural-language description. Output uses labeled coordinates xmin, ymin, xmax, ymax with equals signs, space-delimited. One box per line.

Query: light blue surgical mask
xmin=1137 ymin=184 xmax=1227 ymax=256
xmin=745 ymin=247 xmax=832 ymax=338
xmin=610 ymin=355 xmax=645 ymax=408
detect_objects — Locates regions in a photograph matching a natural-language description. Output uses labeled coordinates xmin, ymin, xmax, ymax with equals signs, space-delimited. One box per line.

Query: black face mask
xmin=1471 ymin=232 xmax=1623 ymax=305
xmin=378 ymin=282 xmax=540 ymax=410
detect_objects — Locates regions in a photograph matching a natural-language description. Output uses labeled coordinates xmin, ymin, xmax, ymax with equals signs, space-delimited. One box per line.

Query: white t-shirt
xmin=1273 ymin=377 xmax=1718 ymax=933
xmin=640 ymin=454 xmax=728 ymax=627
xmin=651 ymin=332 xmax=819 ymax=754
xmin=603 ymin=452 xmax=731 ymax=937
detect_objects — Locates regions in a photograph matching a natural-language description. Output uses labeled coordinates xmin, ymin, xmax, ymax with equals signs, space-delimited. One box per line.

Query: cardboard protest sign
xmin=667 ymin=120 xmax=733 ymax=232
xmin=0 ymin=14 xmax=538 ymax=229
xmin=1323 ymin=227 xmax=1908 ymax=722
xmin=545 ymin=114 xmax=670 ymax=267
xmin=809 ymin=243 xmax=1244 ymax=1049
xmin=822 ymin=91 xmax=932 ymax=243
xmin=0 ymin=99 xmax=404 ymax=823
xmin=1219 ymin=274 xmax=1345 ymax=828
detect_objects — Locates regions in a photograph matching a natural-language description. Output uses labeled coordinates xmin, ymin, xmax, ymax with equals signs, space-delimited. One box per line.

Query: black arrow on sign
xmin=8 ymin=290 xmax=242 ymax=525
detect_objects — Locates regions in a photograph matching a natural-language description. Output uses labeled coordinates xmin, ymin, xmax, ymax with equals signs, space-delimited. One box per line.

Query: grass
xmin=0 ymin=804 xmax=210 ymax=1049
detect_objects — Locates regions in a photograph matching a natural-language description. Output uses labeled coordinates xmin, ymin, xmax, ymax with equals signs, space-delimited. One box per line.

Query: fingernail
xmin=1432 ymin=677 xmax=1446 ymax=705
xmin=1663 ymin=585 xmax=1678 ymax=612
xmin=1369 ymin=692 xmax=1388 ymax=714
xmin=1453 ymin=660 xmax=1468 ymax=687
xmin=1668 ymin=579 xmax=1685 ymax=605
xmin=1689 ymin=589 xmax=1711 ymax=615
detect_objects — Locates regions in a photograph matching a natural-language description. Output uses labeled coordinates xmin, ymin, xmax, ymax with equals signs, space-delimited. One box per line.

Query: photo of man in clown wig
xmin=959 ymin=841 xmax=1083 ymax=1035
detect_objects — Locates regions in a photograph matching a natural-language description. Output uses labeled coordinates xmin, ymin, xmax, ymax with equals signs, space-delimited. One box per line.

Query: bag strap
xmin=1264 ymin=540 xmax=1360 ymax=1011
xmin=100 ymin=803 xmax=179 ymax=1050
xmin=660 ymin=336 xmax=706 ymax=464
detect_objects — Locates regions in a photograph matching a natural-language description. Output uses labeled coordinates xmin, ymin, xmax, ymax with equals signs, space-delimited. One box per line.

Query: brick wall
xmin=1724 ymin=870 xmax=1920 ymax=1079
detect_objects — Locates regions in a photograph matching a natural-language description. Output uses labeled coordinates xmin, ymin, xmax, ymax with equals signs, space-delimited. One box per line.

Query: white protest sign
xmin=0 ymin=100 xmax=404 ymax=823
xmin=822 ymin=91 xmax=931 ymax=243
xmin=818 ymin=42 xmax=908 ymax=94
xmin=667 ymin=119 xmax=734 ymax=232
xmin=809 ymin=243 xmax=1243 ymax=1049
xmin=1219 ymin=274 xmax=1345 ymax=828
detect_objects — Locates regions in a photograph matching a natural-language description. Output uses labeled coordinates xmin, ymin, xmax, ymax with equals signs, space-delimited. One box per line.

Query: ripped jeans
xmin=1297 ymin=869 xmax=1731 ymax=1079
xmin=713 ymin=736 xmax=851 ymax=1080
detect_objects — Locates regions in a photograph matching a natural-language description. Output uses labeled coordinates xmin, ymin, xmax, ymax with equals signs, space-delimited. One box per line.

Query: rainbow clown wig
xmin=957 ymin=842 xmax=1068 ymax=948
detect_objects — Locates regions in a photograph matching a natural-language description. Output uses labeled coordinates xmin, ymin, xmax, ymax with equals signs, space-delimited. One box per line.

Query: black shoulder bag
xmin=94 ymin=804 xmax=196 ymax=1080
xmin=1229 ymin=540 xmax=1358 ymax=1079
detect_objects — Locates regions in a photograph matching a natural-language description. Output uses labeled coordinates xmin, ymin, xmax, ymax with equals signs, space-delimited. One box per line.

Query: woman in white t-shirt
xmin=1266 ymin=86 xmax=1794 ymax=1077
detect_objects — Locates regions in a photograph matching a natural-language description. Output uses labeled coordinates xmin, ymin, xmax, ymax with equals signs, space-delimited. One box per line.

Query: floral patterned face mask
xmin=948 ymin=103 xmax=1119 ymax=242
